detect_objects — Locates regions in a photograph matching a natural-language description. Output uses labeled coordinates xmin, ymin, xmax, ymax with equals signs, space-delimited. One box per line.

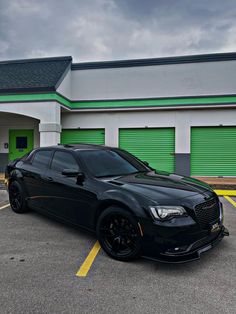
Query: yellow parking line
xmin=0 ymin=203 xmax=10 ymax=211
xmin=224 ymin=196 xmax=236 ymax=207
xmin=76 ymin=240 xmax=101 ymax=277
xmin=214 ymin=190 xmax=236 ymax=196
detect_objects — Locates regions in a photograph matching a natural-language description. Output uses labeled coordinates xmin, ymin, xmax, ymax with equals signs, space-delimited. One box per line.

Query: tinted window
xmin=32 ymin=150 xmax=52 ymax=169
xmin=51 ymin=151 xmax=79 ymax=173
xmin=78 ymin=150 xmax=147 ymax=177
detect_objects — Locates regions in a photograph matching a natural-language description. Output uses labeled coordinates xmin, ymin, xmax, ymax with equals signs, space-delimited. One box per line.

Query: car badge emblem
xmin=204 ymin=194 xmax=210 ymax=200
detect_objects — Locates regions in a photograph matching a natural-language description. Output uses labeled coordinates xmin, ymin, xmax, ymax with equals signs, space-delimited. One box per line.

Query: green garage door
xmin=191 ymin=127 xmax=236 ymax=176
xmin=61 ymin=129 xmax=105 ymax=145
xmin=119 ymin=128 xmax=175 ymax=172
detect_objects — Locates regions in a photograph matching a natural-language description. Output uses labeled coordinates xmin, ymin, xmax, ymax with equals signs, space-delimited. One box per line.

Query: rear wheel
xmin=96 ymin=206 xmax=142 ymax=261
xmin=9 ymin=181 xmax=30 ymax=214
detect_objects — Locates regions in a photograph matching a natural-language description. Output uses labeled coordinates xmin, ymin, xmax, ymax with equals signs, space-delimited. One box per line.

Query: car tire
xmin=9 ymin=181 xmax=30 ymax=214
xmin=96 ymin=206 xmax=142 ymax=261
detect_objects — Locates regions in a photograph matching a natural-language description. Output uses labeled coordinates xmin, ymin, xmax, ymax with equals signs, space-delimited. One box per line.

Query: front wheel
xmin=96 ymin=206 xmax=142 ymax=261
xmin=9 ymin=181 xmax=30 ymax=214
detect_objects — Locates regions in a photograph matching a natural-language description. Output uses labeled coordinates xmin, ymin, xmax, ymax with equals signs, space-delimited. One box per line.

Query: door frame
xmin=9 ymin=129 xmax=34 ymax=161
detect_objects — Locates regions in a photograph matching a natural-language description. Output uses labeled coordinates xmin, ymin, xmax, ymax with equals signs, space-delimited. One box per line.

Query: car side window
xmin=51 ymin=151 xmax=79 ymax=173
xmin=31 ymin=150 xmax=52 ymax=169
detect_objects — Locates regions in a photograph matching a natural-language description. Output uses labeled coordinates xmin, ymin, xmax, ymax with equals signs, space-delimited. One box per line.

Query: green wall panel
xmin=61 ymin=129 xmax=105 ymax=145
xmin=191 ymin=127 xmax=236 ymax=176
xmin=119 ymin=128 xmax=175 ymax=172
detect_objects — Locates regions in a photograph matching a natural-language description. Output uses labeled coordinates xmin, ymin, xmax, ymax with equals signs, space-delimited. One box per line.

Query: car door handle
xmin=44 ymin=176 xmax=54 ymax=182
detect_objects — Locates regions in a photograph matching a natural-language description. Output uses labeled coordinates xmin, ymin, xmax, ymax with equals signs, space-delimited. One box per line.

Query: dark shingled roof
xmin=0 ymin=56 xmax=72 ymax=94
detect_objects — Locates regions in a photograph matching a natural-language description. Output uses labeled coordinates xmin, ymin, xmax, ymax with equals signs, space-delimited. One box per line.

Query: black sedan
xmin=5 ymin=144 xmax=229 ymax=263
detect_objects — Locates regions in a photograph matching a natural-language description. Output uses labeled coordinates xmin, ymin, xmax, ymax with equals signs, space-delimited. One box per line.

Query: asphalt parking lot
xmin=0 ymin=186 xmax=236 ymax=314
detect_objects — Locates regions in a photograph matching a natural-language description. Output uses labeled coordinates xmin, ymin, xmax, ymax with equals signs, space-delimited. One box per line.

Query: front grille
xmin=194 ymin=198 xmax=220 ymax=229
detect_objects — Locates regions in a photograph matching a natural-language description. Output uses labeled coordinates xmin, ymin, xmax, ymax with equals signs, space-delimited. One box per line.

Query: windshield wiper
xmin=96 ymin=174 xmax=123 ymax=178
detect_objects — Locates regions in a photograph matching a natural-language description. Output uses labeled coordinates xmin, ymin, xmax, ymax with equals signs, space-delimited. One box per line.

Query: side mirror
xmin=62 ymin=169 xmax=85 ymax=184
xmin=76 ymin=172 xmax=85 ymax=184
xmin=62 ymin=169 xmax=80 ymax=177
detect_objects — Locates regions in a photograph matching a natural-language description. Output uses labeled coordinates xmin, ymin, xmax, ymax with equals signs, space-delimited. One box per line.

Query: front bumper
xmin=142 ymin=225 xmax=229 ymax=263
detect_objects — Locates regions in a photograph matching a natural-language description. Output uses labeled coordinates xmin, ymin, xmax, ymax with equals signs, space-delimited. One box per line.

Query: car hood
xmin=104 ymin=170 xmax=215 ymax=203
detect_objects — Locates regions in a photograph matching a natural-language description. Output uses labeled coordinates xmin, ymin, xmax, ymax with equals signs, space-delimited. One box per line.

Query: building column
xmin=105 ymin=126 xmax=119 ymax=147
xmin=175 ymin=124 xmax=191 ymax=176
xmin=39 ymin=123 xmax=61 ymax=147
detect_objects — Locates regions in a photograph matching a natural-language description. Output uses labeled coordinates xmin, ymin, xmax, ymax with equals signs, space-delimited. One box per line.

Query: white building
xmin=0 ymin=53 xmax=236 ymax=176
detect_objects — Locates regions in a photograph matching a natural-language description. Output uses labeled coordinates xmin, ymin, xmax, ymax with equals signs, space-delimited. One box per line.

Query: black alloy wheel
xmin=9 ymin=181 xmax=29 ymax=213
xmin=97 ymin=207 xmax=142 ymax=261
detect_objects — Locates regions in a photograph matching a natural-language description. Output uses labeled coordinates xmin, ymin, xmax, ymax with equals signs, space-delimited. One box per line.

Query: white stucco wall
xmin=70 ymin=60 xmax=236 ymax=100
xmin=57 ymin=69 xmax=72 ymax=99
xmin=0 ymin=101 xmax=60 ymax=123
xmin=61 ymin=108 xmax=236 ymax=153
xmin=0 ymin=101 xmax=61 ymax=147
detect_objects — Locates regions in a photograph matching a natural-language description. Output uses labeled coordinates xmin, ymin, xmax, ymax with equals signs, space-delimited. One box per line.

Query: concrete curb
xmin=214 ymin=190 xmax=236 ymax=196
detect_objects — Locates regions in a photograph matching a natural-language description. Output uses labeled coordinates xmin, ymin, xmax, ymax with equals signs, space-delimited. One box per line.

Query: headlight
xmin=149 ymin=206 xmax=187 ymax=220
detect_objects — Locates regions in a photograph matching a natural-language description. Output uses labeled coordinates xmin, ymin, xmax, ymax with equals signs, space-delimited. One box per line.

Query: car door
xmin=22 ymin=149 xmax=53 ymax=209
xmin=42 ymin=150 xmax=97 ymax=228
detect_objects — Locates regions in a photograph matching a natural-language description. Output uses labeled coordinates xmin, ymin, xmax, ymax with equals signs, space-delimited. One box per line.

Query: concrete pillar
xmin=175 ymin=123 xmax=191 ymax=176
xmin=39 ymin=123 xmax=61 ymax=147
xmin=105 ymin=126 xmax=119 ymax=147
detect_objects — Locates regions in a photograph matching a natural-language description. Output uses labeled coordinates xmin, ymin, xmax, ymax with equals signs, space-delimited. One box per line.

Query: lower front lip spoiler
xmin=142 ymin=226 xmax=229 ymax=264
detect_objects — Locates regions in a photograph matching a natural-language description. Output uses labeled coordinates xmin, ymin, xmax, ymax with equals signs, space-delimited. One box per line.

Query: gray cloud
xmin=0 ymin=0 xmax=236 ymax=62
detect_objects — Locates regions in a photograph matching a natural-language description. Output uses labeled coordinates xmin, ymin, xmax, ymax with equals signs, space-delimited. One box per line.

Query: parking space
xmin=0 ymin=190 xmax=236 ymax=314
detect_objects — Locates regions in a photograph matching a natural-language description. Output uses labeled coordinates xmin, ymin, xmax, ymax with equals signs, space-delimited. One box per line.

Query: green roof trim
xmin=0 ymin=92 xmax=236 ymax=110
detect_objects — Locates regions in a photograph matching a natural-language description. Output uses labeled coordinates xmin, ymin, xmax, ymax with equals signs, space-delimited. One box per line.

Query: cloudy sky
xmin=0 ymin=0 xmax=236 ymax=62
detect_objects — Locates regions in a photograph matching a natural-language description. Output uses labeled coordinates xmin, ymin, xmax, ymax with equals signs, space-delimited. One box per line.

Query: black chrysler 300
xmin=5 ymin=144 xmax=229 ymax=263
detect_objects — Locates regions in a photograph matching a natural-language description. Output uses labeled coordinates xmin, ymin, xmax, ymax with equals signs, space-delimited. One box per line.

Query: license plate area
xmin=210 ymin=222 xmax=220 ymax=233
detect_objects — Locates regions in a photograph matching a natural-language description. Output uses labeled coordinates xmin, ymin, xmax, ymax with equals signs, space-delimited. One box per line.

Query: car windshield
xmin=78 ymin=149 xmax=149 ymax=178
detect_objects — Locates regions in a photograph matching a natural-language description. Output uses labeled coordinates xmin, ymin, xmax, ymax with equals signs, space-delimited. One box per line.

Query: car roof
xmin=36 ymin=143 xmax=117 ymax=152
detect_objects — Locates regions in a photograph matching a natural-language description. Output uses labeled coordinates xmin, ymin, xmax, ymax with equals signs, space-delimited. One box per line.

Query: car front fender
xmin=98 ymin=189 xmax=148 ymax=218
xmin=10 ymin=169 xmax=24 ymax=181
